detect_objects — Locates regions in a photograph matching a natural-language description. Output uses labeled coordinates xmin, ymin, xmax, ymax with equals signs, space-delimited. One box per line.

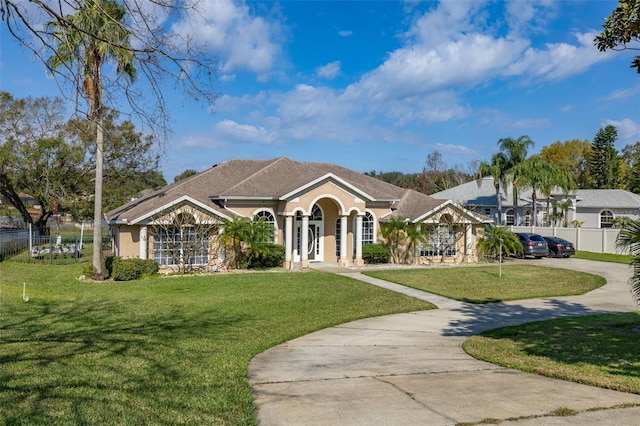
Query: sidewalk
xmin=249 ymin=258 xmax=640 ymax=425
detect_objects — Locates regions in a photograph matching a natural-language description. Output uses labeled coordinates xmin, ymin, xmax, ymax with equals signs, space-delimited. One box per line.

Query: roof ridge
xmin=221 ymin=157 xmax=288 ymax=195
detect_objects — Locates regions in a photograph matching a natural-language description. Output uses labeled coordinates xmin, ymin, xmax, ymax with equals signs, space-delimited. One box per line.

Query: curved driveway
xmin=249 ymin=258 xmax=640 ymax=425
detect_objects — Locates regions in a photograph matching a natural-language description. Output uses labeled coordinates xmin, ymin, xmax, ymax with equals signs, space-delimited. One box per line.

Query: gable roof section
xmin=388 ymin=189 xmax=490 ymax=223
xmin=129 ymin=195 xmax=233 ymax=225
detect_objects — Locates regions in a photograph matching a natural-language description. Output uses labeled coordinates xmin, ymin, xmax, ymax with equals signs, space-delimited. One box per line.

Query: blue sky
xmin=2 ymin=0 xmax=639 ymax=182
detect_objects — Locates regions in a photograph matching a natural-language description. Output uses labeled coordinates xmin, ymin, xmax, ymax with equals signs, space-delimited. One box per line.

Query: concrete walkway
xmin=249 ymin=258 xmax=640 ymax=425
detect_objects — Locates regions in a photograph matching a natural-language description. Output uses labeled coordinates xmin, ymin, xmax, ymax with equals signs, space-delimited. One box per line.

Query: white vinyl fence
xmin=510 ymin=226 xmax=628 ymax=255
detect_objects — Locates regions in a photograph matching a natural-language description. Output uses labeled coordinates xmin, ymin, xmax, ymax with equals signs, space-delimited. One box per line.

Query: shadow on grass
xmin=0 ymin=297 xmax=253 ymax=425
xmin=441 ymin=298 xmax=617 ymax=337
xmin=485 ymin=312 xmax=640 ymax=380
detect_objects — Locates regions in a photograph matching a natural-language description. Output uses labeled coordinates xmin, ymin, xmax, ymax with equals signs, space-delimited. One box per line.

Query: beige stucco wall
xmin=116 ymin=225 xmax=140 ymax=259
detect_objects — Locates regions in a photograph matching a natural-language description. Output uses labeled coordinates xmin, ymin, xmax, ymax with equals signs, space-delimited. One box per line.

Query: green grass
xmin=0 ymin=262 xmax=434 ymax=425
xmin=463 ymin=313 xmax=640 ymax=394
xmin=364 ymin=265 xmax=606 ymax=303
xmin=574 ymin=251 xmax=632 ymax=264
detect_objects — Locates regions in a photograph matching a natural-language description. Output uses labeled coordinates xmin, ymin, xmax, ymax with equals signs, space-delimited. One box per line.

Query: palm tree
xmin=47 ymin=0 xmax=136 ymax=279
xmin=556 ymin=199 xmax=573 ymax=227
xmin=498 ymin=136 xmax=534 ymax=225
xmin=616 ymin=219 xmax=640 ymax=305
xmin=219 ymin=217 xmax=275 ymax=269
xmin=403 ymin=222 xmax=430 ymax=264
xmin=379 ymin=217 xmax=408 ymax=264
xmin=476 ymin=225 xmax=522 ymax=262
xmin=219 ymin=218 xmax=252 ymax=269
xmin=478 ymin=152 xmax=508 ymax=225
xmin=507 ymin=158 xmax=575 ymax=226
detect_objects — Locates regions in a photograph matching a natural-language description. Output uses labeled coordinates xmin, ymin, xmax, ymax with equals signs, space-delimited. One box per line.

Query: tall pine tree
xmin=588 ymin=125 xmax=621 ymax=188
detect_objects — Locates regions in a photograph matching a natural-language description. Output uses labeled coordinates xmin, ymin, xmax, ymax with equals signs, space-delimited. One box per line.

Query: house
xmin=432 ymin=177 xmax=640 ymax=228
xmin=106 ymin=158 xmax=491 ymax=270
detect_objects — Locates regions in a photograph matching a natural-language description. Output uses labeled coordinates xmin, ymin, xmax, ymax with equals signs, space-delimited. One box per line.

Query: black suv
xmin=515 ymin=233 xmax=549 ymax=258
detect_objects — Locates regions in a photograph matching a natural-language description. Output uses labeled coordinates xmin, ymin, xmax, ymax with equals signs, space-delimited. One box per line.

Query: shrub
xmin=363 ymin=244 xmax=390 ymax=264
xmin=246 ymin=243 xmax=285 ymax=269
xmin=112 ymin=257 xmax=159 ymax=281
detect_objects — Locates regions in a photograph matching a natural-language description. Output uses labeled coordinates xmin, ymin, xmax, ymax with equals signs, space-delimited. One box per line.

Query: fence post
xmin=28 ymin=223 xmax=33 ymax=255
xmin=49 ymin=233 xmax=53 ymax=265
xmin=75 ymin=236 xmax=79 ymax=263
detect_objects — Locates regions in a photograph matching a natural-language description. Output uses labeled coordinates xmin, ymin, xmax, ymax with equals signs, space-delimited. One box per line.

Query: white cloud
xmin=338 ymin=30 xmax=353 ymax=37
xmin=505 ymin=0 xmax=558 ymax=36
xmin=434 ymin=143 xmax=476 ymax=156
xmin=603 ymin=118 xmax=640 ymax=143
xmin=175 ymin=1 xmax=631 ymax=163
xmin=599 ymin=85 xmax=640 ymax=102
xmin=171 ymin=0 xmax=283 ymax=74
xmin=215 ymin=119 xmax=275 ymax=144
xmin=316 ymin=61 xmax=341 ymax=79
xmin=505 ymin=31 xmax=610 ymax=81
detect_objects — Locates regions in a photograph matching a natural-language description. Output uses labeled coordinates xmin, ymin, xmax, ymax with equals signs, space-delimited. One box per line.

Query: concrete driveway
xmin=249 ymin=258 xmax=640 ymax=425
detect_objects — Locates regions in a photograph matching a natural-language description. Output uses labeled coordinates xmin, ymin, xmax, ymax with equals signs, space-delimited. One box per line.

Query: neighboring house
xmin=106 ymin=158 xmax=491 ymax=270
xmin=432 ymin=177 xmax=640 ymax=228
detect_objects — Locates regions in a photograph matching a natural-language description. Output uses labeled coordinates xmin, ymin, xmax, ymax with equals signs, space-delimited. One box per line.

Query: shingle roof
xmin=106 ymin=157 xmax=449 ymax=223
xmin=431 ymin=178 xmax=640 ymax=211
xmin=390 ymin=189 xmax=446 ymax=220
xmin=431 ymin=177 xmax=509 ymax=206
xmin=575 ymin=189 xmax=640 ymax=209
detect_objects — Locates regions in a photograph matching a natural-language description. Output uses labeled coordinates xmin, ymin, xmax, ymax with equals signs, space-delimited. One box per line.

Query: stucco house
xmin=106 ymin=157 xmax=491 ymax=270
xmin=432 ymin=177 xmax=640 ymax=228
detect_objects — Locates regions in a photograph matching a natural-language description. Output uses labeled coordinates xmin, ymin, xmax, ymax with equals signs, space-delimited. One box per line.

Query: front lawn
xmin=574 ymin=251 xmax=632 ymax=264
xmin=0 ymin=262 xmax=434 ymax=425
xmin=364 ymin=264 xmax=605 ymax=303
xmin=463 ymin=313 xmax=640 ymax=394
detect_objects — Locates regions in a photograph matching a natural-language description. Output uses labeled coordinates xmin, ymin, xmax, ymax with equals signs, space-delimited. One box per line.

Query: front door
xmin=294 ymin=221 xmax=323 ymax=262
xmin=308 ymin=224 xmax=316 ymax=260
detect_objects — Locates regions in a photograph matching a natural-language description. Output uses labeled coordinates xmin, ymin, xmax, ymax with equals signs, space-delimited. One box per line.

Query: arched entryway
xmin=294 ymin=205 xmax=324 ymax=262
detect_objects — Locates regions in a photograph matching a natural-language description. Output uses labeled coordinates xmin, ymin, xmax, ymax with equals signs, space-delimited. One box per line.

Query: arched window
xmin=253 ymin=210 xmax=276 ymax=243
xmin=310 ymin=204 xmax=323 ymax=220
xmin=600 ymin=210 xmax=614 ymax=228
xmin=362 ymin=212 xmax=375 ymax=245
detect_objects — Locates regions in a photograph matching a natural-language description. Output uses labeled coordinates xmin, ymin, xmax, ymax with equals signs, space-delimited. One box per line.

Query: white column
xmin=139 ymin=226 xmax=148 ymax=259
xmin=355 ymin=214 xmax=363 ymax=264
xmin=340 ymin=215 xmax=348 ymax=263
xmin=465 ymin=224 xmax=472 ymax=258
xmin=301 ymin=215 xmax=309 ymax=267
xmin=285 ymin=215 xmax=293 ymax=266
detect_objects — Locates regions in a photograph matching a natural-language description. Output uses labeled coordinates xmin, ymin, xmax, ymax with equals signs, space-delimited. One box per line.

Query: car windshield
xmin=530 ymin=235 xmax=545 ymax=242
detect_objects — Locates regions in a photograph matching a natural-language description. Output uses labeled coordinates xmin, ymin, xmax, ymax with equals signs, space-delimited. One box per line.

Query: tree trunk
xmin=495 ymin=183 xmax=503 ymax=225
xmin=513 ymin=184 xmax=519 ymax=225
xmin=92 ymin=116 xmax=107 ymax=280
xmin=532 ymin=190 xmax=538 ymax=226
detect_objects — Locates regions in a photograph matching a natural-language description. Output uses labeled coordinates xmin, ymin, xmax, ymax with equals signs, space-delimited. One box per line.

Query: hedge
xmin=362 ymin=244 xmax=390 ymax=264
xmin=112 ymin=257 xmax=159 ymax=281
